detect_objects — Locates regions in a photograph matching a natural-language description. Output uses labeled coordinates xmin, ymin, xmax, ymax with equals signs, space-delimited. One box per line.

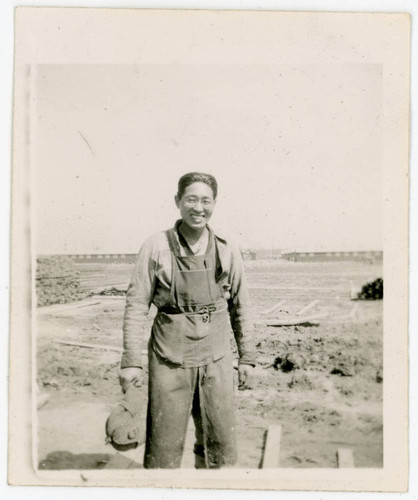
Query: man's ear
xmin=174 ymin=195 xmax=180 ymax=209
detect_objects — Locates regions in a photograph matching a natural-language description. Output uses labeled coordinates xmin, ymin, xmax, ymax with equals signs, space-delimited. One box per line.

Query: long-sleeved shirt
xmin=121 ymin=222 xmax=255 ymax=368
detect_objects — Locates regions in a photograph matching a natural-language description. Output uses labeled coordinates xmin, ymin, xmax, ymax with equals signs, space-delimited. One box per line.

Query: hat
xmin=105 ymin=385 xmax=146 ymax=449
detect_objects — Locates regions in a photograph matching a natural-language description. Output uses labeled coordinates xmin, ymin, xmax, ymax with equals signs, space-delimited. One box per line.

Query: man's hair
xmin=177 ymin=172 xmax=218 ymax=200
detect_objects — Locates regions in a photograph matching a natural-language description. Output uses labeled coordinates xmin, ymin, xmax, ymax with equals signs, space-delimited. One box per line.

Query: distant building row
xmin=281 ymin=250 xmax=383 ymax=262
xmin=55 ymin=253 xmax=138 ymax=263
xmin=44 ymin=250 xmax=383 ymax=264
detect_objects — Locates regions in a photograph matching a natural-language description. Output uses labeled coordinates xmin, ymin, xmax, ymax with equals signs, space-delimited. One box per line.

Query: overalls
xmin=143 ymin=226 xmax=237 ymax=469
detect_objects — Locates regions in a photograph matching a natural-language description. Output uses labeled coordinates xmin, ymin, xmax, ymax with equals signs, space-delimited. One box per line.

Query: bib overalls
xmin=143 ymin=226 xmax=237 ymax=469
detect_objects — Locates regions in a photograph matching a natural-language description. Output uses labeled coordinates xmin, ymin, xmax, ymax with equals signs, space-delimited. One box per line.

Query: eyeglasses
xmin=183 ymin=197 xmax=214 ymax=207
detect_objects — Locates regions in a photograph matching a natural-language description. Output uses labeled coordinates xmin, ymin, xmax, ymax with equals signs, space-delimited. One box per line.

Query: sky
xmin=34 ymin=63 xmax=382 ymax=254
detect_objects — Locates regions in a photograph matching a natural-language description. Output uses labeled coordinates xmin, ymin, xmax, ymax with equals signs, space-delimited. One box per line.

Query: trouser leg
xmin=194 ymin=353 xmax=238 ymax=469
xmin=144 ymin=348 xmax=195 ymax=469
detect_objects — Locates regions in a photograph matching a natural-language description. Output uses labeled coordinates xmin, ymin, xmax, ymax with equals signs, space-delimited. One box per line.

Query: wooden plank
xmin=260 ymin=300 xmax=286 ymax=316
xmin=337 ymin=448 xmax=355 ymax=468
xmin=256 ymin=312 xmax=328 ymax=327
xmin=37 ymin=393 xmax=50 ymax=409
xmin=249 ymin=285 xmax=336 ymax=291
xmin=296 ymin=300 xmax=319 ymax=316
xmin=261 ymin=425 xmax=282 ymax=468
xmin=55 ymin=341 xmax=149 ymax=364
xmin=68 ymin=301 xmax=101 ymax=309
xmin=55 ymin=340 xmax=124 ymax=353
xmin=37 ymin=299 xmax=101 ymax=314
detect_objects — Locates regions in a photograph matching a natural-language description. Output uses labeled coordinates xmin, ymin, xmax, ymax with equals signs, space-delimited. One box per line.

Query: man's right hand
xmin=119 ymin=367 xmax=143 ymax=393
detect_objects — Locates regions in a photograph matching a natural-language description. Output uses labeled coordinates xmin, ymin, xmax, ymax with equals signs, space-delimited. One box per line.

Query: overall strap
xmin=214 ymin=235 xmax=228 ymax=282
xmin=165 ymin=228 xmax=180 ymax=304
xmin=206 ymin=227 xmax=214 ymax=256
xmin=166 ymin=227 xmax=181 ymax=257
xmin=177 ymin=229 xmax=195 ymax=256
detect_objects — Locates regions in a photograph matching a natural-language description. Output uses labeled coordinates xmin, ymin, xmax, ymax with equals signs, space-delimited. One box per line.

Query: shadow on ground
xmin=38 ymin=451 xmax=116 ymax=470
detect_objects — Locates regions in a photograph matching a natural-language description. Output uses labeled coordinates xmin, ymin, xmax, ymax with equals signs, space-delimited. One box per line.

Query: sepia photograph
xmin=8 ymin=6 xmax=410 ymax=493
xmin=34 ymin=62 xmax=385 ymax=470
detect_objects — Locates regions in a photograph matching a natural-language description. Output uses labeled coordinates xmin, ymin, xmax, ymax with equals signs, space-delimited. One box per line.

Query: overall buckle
xmin=199 ymin=305 xmax=216 ymax=323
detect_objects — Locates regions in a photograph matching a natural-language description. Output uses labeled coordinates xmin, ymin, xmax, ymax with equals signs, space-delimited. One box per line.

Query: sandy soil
xmin=36 ymin=259 xmax=383 ymax=469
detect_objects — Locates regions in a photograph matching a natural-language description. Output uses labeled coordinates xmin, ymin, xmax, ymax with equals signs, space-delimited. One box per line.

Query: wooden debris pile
xmin=36 ymin=256 xmax=80 ymax=306
xmin=356 ymin=278 xmax=383 ymax=300
xmin=95 ymin=287 xmax=127 ymax=297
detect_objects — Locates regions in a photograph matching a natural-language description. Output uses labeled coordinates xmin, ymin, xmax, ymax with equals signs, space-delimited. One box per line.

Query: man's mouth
xmin=190 ymin=214 xmax=205 ymax=222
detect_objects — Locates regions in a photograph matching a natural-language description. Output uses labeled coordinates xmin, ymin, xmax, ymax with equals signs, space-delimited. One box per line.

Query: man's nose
xmin=193 ymin=200 xmax=204 ymax=212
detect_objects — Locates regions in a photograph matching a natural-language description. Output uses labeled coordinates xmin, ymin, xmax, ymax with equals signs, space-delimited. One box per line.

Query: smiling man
xmin=119 ymin=172 xmax=255 ymax=468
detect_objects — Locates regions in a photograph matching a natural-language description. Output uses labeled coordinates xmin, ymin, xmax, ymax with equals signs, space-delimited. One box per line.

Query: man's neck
xmin=178 ymin=221 xmax=207 ymax=245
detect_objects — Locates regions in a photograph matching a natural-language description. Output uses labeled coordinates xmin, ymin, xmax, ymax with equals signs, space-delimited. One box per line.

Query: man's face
xmin=175 ymin=182 xmax=216 ymax=230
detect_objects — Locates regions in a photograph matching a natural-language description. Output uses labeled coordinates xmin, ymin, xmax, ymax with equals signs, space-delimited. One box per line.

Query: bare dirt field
xmin=36 ymin=259 xmax=383 ymax=470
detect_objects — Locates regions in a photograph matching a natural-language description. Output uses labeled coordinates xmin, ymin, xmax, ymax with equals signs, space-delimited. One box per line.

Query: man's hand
xmin=238 ymin=364 xmax=255 ymax=390
xmin=119 ymin=367 xmax=143 ymax=393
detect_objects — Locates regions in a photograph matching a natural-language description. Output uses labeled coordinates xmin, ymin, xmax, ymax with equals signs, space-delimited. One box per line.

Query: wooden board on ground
xmin=261 ymin=300 xmax=286 ymax=316
xmin=256 ymin=313 xmax=328 ymax=327
xmin=54 ymin=341 xmax=149 ymax=364
xmin=297 ymin=300 xmax=319 ymax=316
xmin=37 ymin=299 xmax=102 ymax=315
xmin=261 ymin=424 xmax=282 ymax=468
xmin=37 ymin=393 xmax=50 ymax=409
xmin=55 ymin=340 xmax=124 ymax=353
xmin=337 ymin=448 xmax=355 ymax=468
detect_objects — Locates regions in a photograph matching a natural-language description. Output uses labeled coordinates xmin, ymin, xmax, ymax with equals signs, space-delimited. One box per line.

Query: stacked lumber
xmin=36 ymin=256 xmax=80 ymax=306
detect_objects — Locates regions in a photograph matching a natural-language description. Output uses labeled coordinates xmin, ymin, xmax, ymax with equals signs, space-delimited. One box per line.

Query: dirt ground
xmin=36 ymin=259 xmax=383 ymax=469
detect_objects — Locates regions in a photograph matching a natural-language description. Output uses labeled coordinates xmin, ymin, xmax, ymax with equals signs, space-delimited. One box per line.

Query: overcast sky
xmin=34 ymin=63 xmax=382 ymax=254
